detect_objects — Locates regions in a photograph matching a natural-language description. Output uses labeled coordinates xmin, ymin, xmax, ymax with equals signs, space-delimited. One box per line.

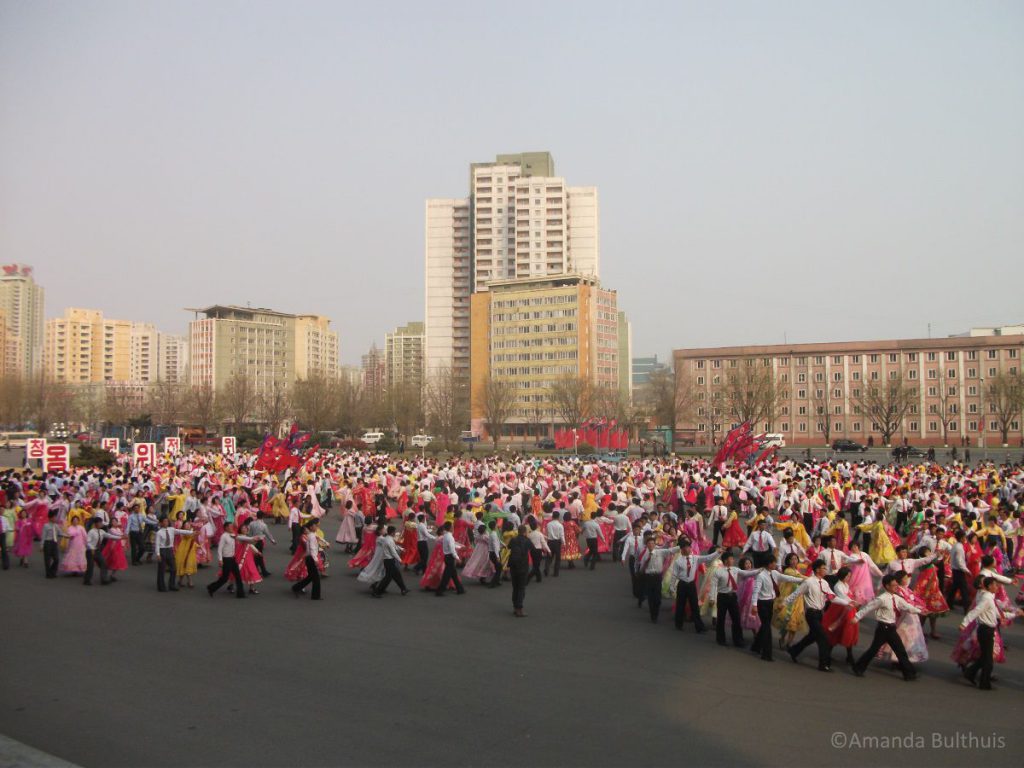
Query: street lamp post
xmin=979 ymin=377 xmax=987 ymax=462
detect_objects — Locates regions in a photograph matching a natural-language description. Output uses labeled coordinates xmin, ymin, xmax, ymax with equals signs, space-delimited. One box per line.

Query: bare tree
xmin=220 ymin=372 xmax=255 ymax=435
xmin=385 ymin=381 xmax=424 ymax=440
xmin=424 ymin=365 xmax=468 ymax=450
xmin=989 ymin=372 xmax=1024 ymax=446
xmin=853 ymin=379 xmax=915 ymax=446
xmin=478 ymin=376 xmax=517 ymax=447
xmin=936 ymin=383 xmax=956 ymax=447
xmin=258 ymin=381 xmax=292 ymax=437
xmin=811 ymin=386 xmax=834 ymax=445
xmin=336 ymin=378 xmax=368 ymax=437
xmin=548 ymin=374 xmax=594 ymax=429
xmin=292 ymin=373 xmax=339 ymax=435
xmin=644 ymin=366 xmax=699 ymax=447
xmin=184 ymin=383 xmax=220 ymax=437
xmin=147 ymin=379 xmax=184 ymax=426
xmin=104 ymin=383 xmax=145 ymax=428
xmin=76 ymin=384 xmax=106 ymax=431
xmin=0 ymin=374 xmax=30 ymax=428
xmin=723 ymin=364 xmax=784 ymax=429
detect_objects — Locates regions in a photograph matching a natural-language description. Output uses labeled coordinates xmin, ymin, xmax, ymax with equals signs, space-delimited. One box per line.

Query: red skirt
xmin=823 ymin=602 xmax=859 ymax=648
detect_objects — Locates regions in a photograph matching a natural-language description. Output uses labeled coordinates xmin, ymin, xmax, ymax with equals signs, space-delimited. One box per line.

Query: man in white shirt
xmin=961 ymin=577 xmax=1021 ymax=690
xmin=414 ymin=513 xmax=435 ymax=575
xmin=749 ymin=563 xmax=805 ymax=661
xmin=154 ymin=516 xmax=194 ymax=592
xmin=581 ymin=516 xmax=606 ymax=570
xmin=611 ymin=507 xmax=631 ymax=561
xmin=636 ymin=536 xmax=679 ymax=623
xmin=84 ymin=518 xmax=124 ymax=586
xmin=742 ymin=519 xmax=776 ymax=567
xmin=288 ymin=504 xmax=302 ymax=554
xmin=544 ymin=510 xmax=565 ymax=578
xmin=671 ymin=541 xmax=721 ymax=633
xmin=207 ymin=521 xmax=260 ymax=599
xmin=713 ymin=550 xmax=758 ymax=647
xmin=435 ymin=521 xmax=465 ymax=596
xmin=785 ymin=559 xmax=845 ymax=671
xmin=945 ymin=530 xmax=971 ymax=614
xmin=371 ymin=525 xmax=409 ymax=597
xmin=709 ymin=502 xmax=730 ymax=546
xmin=292 ymin=519 xmax=326 ymax=600
xmin=851 ymin=573 xmax=923 ymax=681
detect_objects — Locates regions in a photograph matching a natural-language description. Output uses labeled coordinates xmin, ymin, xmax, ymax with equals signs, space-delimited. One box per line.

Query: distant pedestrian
xmin=508 ymin=525 xmax=532 ymax=617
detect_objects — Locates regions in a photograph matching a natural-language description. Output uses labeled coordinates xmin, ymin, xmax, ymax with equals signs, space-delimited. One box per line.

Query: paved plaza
xmin=1 ymin=514 xmax=1021 ymax=768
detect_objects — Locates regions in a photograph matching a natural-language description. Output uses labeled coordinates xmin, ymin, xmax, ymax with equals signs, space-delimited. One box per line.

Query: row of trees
xmin=639 ymin=364 xmax=1024 ymax=448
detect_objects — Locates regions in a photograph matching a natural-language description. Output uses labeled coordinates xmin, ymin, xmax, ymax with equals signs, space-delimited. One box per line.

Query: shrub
xmin=575 ymin=442 xmax=595 ymax=454
xmin=72 ymin=444 xmax=116 ymax=470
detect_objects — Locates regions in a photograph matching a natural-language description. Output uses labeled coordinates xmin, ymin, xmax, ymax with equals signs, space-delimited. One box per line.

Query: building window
xmin=946 ymin=351 xmax=957 ymax=362
xmin=851 ymin=355 xmax=861 ymax=363
xmin=781 ymin=422 xmax=789 ymax=431
xmin=947 ymin=368 xmax=957 ymax=378
xmin=797 ymin=373 xmax=806 ymax=383
xmin=869 ymin=354 xmax=879 ymax=363
xmin=833 ymin=388 xmax=842 ymax=398
xmin=888 ymin=353 xmax=898 ymax=363
xmin=908 ymin=369 xmax=917 ymax=380
xmin=697 ymin=376 xmax=705 ymax=385
xmin=696 ymin=360 xmax=705 ymax=369
xmin=832 ymin=355 xmax=842 ymax=364
xmin=852 ymin=422 xmax=861 ymax=432
xmin=797 ymin=389 xmax=806 ymax=399
xmin=832 ymin=372 xmax=842 ymax=382
xmin=814 ymin=356 xmax=824 ymax=365
xmin=798 ymin=422 xmax=807 ymax=432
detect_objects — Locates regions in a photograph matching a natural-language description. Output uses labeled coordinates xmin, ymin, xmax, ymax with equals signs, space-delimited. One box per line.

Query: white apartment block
xmin=385 ymin=321 xmax=425 ymax=390
xmin=157 ymin=333 xmax=189 ymax=384
xmin=294 ymin=314 xmax=340 ymax=380
xmin=131 ymin=323 xmax=158 ymax=384
xmin=424 ymin=198 xmax=471 ymax=379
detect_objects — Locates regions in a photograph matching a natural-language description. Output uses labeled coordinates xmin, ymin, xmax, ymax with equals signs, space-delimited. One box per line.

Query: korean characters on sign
xmin=44 ymin=443 xmax=70 ymax=472
xmin=164 ymin=437 xmax=181 ymax=455
xmin=26 ymin=437 xmax=46 ymax=465
xmin=221 ymin=436 xmax=237 ymax=454
xmin=133 ymin=442 xmax=157 ymax=467
xmin=101 ymin=437 xmax=120 ymax=454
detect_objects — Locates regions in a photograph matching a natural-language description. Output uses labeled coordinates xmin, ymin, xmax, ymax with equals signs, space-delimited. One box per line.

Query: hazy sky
xmin=2 ymin=1 xmax=1022 ymax=364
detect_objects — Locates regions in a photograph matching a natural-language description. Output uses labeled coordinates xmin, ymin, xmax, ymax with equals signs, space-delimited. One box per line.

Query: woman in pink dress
xmin=59 ymin=517 xmax=88 ymax=575
xmin=737 ymin=556 xmax=761 ymax=632
xmin=13 ymin=510 xmax=35 ymax=567
xmin=844 ymin=541 xmax=883 ymax=604
xmin=462 ymin=524 xmax=494 ymax=583
xmin=335 ymin=500 xmax=359 ymax=552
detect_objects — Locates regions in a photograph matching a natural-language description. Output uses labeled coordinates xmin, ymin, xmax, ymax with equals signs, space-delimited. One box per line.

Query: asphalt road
xmin=1 ymin=515 xmax=1022 ymax=768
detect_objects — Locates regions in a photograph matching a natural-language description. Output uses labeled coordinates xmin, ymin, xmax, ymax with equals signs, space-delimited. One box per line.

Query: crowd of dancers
xmin=2 ymin=446 xmax=1022 ymax=690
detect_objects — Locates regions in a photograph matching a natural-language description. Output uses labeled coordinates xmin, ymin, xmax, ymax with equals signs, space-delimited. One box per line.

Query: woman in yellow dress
xmin=857 ymin=519 xmax=897 ymax=566
xmin=772 ymin=552 xmax=807 ymax=648
xmin=774 ymin=519 xmax=811 ymax=550
xmin=174 ymin=511 xmax=198 ymax=587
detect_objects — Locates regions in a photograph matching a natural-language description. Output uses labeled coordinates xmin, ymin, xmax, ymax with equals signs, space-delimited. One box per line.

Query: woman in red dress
xmin=561 ymin=512 xmax=582 ymax=569
xmin=400 ymin=513 xmax=420 ymax=568
xmin=823 ymin=567 xmax=859 ymax=666
xmin=348 ymin=523 xmax=378 ymax=569
xmin=721 ymin=510 xmax=747 ymax=549
xmin=911 ymin=545 xmax=949 ymax=639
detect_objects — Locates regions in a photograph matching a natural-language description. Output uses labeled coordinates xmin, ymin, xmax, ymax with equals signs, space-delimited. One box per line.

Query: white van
xmin=760 ymin=433 xmax=785 ymax=448
xmin=411 ymin=434 xmax=434 ymax=448
xmin=360 ymin=431 xmax=385 ymax=445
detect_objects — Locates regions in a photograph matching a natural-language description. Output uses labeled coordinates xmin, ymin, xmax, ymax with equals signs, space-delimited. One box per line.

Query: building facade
xmin=470 ymin=274 xmax=620 ymax=439
xmin=617 ymin=312 xmax=633 ymax=401
xmin=673 ymin=335 xmax=1024 ymax=447
xmin=425 ymin=152 xmax=601 ymax=404
xmin=632 ymin=355 xmax=669 ymax=387
xmin=0 ymin=264 xmax=45 ymax=378
xmin=361 ymin=343 xmax=386 ymax=399
xmin=157 ymin=333 xmax=189 ymax=385
xmin=44 ymin=308 xmax=136 ymax=384
xmin=294 ymin=314 xmax=340 ymax=380
xmin=385 ymin=321 xmax=425 ymax=391
xmin=188 ymin=306 xmax=297 ymax=396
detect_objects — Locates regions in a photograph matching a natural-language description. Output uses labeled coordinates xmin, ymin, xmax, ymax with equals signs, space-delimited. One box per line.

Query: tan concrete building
xmin=157 ymin=333 xmax=189 ymax=384
xmin=673 ymin=334 xmax=1024 ymax=447
xmin=0 ymin=263 xmax=45 ymax=377
xmin=294 ymin=314 xmax=340 ymax=380
xmin=385 ymin=321 xmax=425 ymax=391
xmin=45 ymin=308 xmax=136 ymax=384
xmin=470 ymin=274 xmax=620 ymax=440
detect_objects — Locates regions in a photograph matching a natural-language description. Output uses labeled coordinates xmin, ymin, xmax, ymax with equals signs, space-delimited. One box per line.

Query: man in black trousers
xmin=851 ymin=574 xmax=924 ymax=681
xmin=208 ymin=521 xmax=258 ymax=599
xmin=434 ymin=521 xmax=465 ymax=596
xmin=785 ymin=559 xmax=838 ymax=671
xmin=41 ymin=509 xmax=67 ymax=578
xmin=292 ymin=519 xmax=324 ymax=600
xmin=371 ymin=526 xmax=408 ymax=597
xmin=508 ymin=524 xmax=532 ymax=617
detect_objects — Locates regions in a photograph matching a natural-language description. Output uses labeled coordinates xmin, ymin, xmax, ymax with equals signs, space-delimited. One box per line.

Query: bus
xmin=0 ymin=431 xmax=39 ymax=449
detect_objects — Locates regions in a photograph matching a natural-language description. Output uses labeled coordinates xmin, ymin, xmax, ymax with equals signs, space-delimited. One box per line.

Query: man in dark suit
xmin=508 ymin=525 xmax=532 ymax=618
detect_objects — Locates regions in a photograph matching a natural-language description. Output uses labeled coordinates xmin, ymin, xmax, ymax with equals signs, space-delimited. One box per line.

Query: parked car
xmin=832 ymin=439 xmax=867 ymax=453
xmin=73 ymin=432 xmax=94 ymax=442
xmin=758 ymin=433 xmax=785 ymax=448
xmin=411 ymin=434 xmax=434 ymax=448
xmin=893 ymin=445 xmax=928 ymax=459
xmin=535 ymin=437 xmax=556 ymax=450
xmin=360 ymin=431 xmax=385 ymax=445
